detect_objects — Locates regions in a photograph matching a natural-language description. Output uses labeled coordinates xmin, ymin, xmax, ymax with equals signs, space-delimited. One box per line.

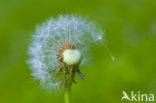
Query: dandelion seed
xmin=27 ymin=14 xmax=111 ymax=103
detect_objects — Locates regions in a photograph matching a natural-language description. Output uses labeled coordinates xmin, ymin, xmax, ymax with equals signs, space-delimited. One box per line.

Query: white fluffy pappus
xmin=27 ymin=15 xmax=104 ymax=91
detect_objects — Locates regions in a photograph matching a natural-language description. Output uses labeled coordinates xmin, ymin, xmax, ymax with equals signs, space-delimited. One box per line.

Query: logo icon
xmin=121 ymin=91 xmax=131 ymax=101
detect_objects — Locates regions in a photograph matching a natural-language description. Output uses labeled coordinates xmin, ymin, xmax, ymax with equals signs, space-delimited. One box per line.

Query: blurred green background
xmin=0 ymin=0 xmax=156 ymax=103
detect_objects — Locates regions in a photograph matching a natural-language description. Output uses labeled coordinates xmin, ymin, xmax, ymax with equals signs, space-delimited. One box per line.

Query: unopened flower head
xmin=27 ymin=15 xmax=104 ymax=91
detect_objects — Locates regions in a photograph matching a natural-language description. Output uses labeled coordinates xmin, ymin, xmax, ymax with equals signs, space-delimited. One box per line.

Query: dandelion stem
xmin=65 ymin=89 xmax=70 ymax=103
xmin=64 ymin=66 xmax=73 ymax=103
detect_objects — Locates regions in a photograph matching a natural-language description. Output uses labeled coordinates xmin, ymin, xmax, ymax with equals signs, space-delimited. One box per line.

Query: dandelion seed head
xmin=27 ymin=14 xmax=104 ymax=91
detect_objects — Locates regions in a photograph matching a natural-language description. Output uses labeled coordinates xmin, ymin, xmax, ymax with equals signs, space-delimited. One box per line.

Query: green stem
xmin=65 ymin=89 xmax=70 ymax=103
xmin=64 ymin=66 xmax=73 ymax=103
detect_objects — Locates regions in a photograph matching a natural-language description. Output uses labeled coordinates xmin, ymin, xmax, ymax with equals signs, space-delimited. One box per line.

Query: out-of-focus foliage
xmin=0 ymin=0 xmax=156 ymax=103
